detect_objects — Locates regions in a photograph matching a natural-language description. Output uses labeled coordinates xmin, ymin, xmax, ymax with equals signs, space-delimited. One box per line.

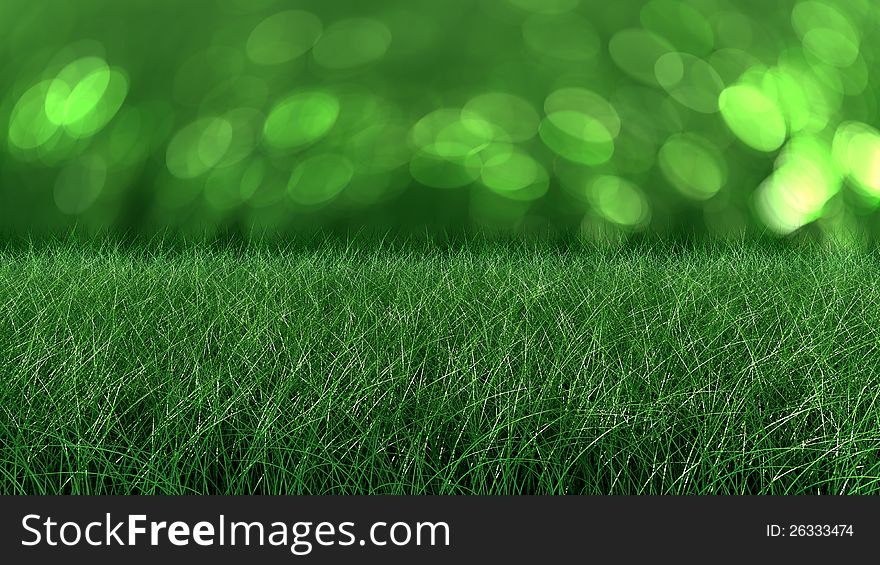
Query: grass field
xmin=1 ymin=237 xmax=879 ymax=494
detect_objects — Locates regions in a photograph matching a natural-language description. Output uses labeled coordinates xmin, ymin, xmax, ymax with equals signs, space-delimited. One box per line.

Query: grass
xmin=1 ymin=236 xmax=879 ymax=494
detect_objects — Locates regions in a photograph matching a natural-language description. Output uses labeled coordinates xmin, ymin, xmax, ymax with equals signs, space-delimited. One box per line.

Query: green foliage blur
xmin=2 ymin=0 xmax=879 ymax=241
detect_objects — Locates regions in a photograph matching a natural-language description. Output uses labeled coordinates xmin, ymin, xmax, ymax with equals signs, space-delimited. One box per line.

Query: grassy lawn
xmin=1 ymin=238 xmax=879 ymax=494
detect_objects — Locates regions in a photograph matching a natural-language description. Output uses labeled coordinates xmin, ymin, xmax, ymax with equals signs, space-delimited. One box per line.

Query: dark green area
xmin=2 ymin=239 xmax=878 ymax=494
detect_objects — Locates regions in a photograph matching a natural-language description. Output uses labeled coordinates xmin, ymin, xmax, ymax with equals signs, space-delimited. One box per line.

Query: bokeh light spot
xmin=802 ymin=28 xmax=859 ymax=68
xmin=63 ymin=68 xmax=129 ymax=139
xmin=246 ymin=10 xmax=323 ymax=65
xmin=410 ymin=108 xmax=501 ymax=158
xmin=287 ymin=153 xmax=354 ymax=206
xmin=609 ymin=29 xmax=675 ymax=85
xmin=756 ymin=136 xmax=840 ymax=234
xmin=240 ymin=158 xmax=266 ymax=203
xmin=463 ymin=92 xmax=540 ymax=143
xmin=480 ymin=148 xmax=549 ymax=201
xmin=719 ymin=84 xmax=787 ymax=152
xmin=544 ymin=88 xmax=620 ymax=138
xmin=759 ymin=66 xmax=812 ymax=133
xmin=589 ymin=176 xmax=650 ymax=228
xmin=640 ymin=0 xmax=714 ymax=55
xmin=312 ymin=18 xmax=392 ymax=70
xmin=612 ymin=86 xmax=685 ymax=146
xmin=655 ymin=52 xmax=724 ymax=113
xmin=833 ymin=122 xmax=880 ymax=196
xmin=708 ymin=47 xmax=763 ymax=85
xmin=658 ymin=133 xmax=727 ymax=200
xmin=346 ymin=123 xmax=412 ymax=174
xmin=215 ymin=108 xmax=262 ymax=168
xmin=46 ymin=57 xmax=111 ymax=126
xmin=792 ymin=1 xmax=859 ymax=44
xmin=539 ymin=111 xmax=614 ymax=165
xmin=8 ymin=81 xmax=61 ymax=151
xmin=201 ymin=75 xmax=270 ymax=114
xmin=434 ymin=118 xmax=496 ymax=159
xmin=166 ymin=117 xmax=234 ymax=179
xmin=262 ymin=90 xmax=340 ymax=151
xmin=54 ymin=155 xmax=107 ymax=214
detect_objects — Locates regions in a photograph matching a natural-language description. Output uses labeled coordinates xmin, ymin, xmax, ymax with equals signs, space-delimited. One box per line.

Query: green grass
xmin=1 ymin=237 xmax=879 ymax=494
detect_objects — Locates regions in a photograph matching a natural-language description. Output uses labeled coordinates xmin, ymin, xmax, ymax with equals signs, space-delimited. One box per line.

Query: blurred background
xmin=1 ymin=0 xmax=879 ymax=241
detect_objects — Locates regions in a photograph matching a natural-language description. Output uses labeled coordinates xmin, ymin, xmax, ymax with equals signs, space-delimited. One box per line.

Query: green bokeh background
xmin=1 ymin=0 xmax=879 ymax=240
